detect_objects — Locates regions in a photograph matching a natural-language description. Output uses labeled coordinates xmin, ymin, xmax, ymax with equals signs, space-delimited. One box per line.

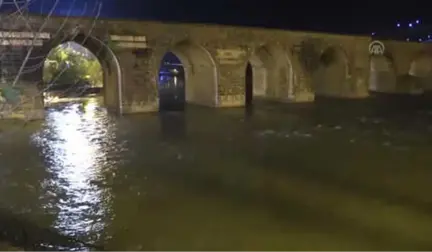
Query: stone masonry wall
xmin=1 ymin=13 xmax=431 ymax=118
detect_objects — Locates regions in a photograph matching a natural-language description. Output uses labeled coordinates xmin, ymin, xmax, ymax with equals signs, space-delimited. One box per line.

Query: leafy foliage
xmin=43 ymin=43 xmax=103 ymax=90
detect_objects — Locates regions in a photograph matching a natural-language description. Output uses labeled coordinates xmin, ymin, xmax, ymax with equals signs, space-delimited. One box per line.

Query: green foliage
xmin=43 ymin=43 xmax=103 ymax=89
xmin=0 ymin=86 xmax=22 ymax=105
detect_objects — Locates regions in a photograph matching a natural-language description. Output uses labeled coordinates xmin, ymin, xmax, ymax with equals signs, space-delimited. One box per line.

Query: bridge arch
xmin=313 ymin=46 xmax=350 ymax=97
xmin=157 ymin=41 xmax=218 ymax=107
xmin=41 ymin=33 xmax=122 ymax=113
xmin=408 ymin=52 xmax=432 ymax=92
xmin=245 ymin=48 xmax=267 ymax=105
xmin=245 ymin=45 xmax=296 ymax=104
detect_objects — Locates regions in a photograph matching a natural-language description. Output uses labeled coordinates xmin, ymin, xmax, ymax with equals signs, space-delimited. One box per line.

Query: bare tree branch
xmin=11 ymin=0 xmax=60 ymax=87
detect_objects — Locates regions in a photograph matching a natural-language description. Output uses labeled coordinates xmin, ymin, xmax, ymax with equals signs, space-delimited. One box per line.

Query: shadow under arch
xmin=157 ymin=41 xmax=218 ymax=108
xmin=40 ymin=33 xmax=123 ymax=114
xmin=245 ymin=45 xmax=298 ymax=104
xmin=407 ymin=51 xmax=432 ymax=93
xmin=246 ymin=47 xmax=268 ymax=102
xmin=313 ymin=46 xmax=350 ymax=97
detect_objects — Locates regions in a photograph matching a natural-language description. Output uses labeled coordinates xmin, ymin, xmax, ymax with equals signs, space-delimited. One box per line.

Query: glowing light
xmin=32 ymin=98 xmax=110 ymax=234
xmin=115 ymin=42 xmax=147 ymax=49
xmin=397 ymin=23 xmax=401 ymax=27
xmin=0 ymin=31 xmax=50 ymax=39
xmin=83 ymin=99 xmax=98 ymax=119
xmin=110 ymin=35 xmax=146 ymax=42
xmin=109 ymin=35 xmax=147 ymax=48
xmin=416 ymin=19 xmax=420 ymax=24
xmin=0 ymin=39 xmax=43 ymax=46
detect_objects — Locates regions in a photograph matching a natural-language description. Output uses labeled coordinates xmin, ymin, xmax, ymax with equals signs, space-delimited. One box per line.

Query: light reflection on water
xmin=31 ymin=97 xmax=116 ymax=244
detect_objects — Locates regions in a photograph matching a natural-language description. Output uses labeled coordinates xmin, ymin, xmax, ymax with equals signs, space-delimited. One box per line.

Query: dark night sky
xmin=13 ymin=0 xmax=432 ymax=35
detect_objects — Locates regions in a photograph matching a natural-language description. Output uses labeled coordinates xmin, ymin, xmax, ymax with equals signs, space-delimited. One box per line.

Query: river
xmin=1 ymin=96 xmax=432 ymax=250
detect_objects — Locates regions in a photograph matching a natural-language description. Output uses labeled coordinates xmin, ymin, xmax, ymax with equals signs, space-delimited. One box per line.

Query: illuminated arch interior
xmin=158 ymin=51 xmax=186 ymax=111
xmin=43 ymin=41 xmax=103 ymax=87
xmin=159 ymin=42 xmax=218 ymax=108
xmin=42 ymin=35 xmax=121 ymax=112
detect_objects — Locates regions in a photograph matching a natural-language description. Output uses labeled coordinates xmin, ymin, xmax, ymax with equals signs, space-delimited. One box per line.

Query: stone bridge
xmin=1 ymin=13 xmax=432 ymax=119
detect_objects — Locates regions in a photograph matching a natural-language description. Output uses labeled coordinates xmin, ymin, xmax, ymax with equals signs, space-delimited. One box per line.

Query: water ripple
xmin=31 ymin=98 xmax=119 ymax=245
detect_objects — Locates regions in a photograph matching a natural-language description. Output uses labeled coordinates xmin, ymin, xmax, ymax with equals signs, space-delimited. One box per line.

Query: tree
xmin=82 ymin=57 xmax=103 ymax=87
xmin=43 ymin=43 xmax=103 ymax=90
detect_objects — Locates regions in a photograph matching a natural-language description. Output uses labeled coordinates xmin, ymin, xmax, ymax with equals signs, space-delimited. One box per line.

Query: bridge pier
xmin=217 ymin=62 xmax=246 ymax=107
xmin=114 ymin=50 xmax=159 ymax=113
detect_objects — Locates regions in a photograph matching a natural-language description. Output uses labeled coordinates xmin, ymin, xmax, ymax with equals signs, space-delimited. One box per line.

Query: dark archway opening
xmin=313 ymin=47 xmax=349 ymax=99
xmin=43 ymin=41 xmax=103 ymax=106
xmin=245 ymin=62 xmax=253 ymax=107
xmin=158 ymin=52 xmax=185 ymax=111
